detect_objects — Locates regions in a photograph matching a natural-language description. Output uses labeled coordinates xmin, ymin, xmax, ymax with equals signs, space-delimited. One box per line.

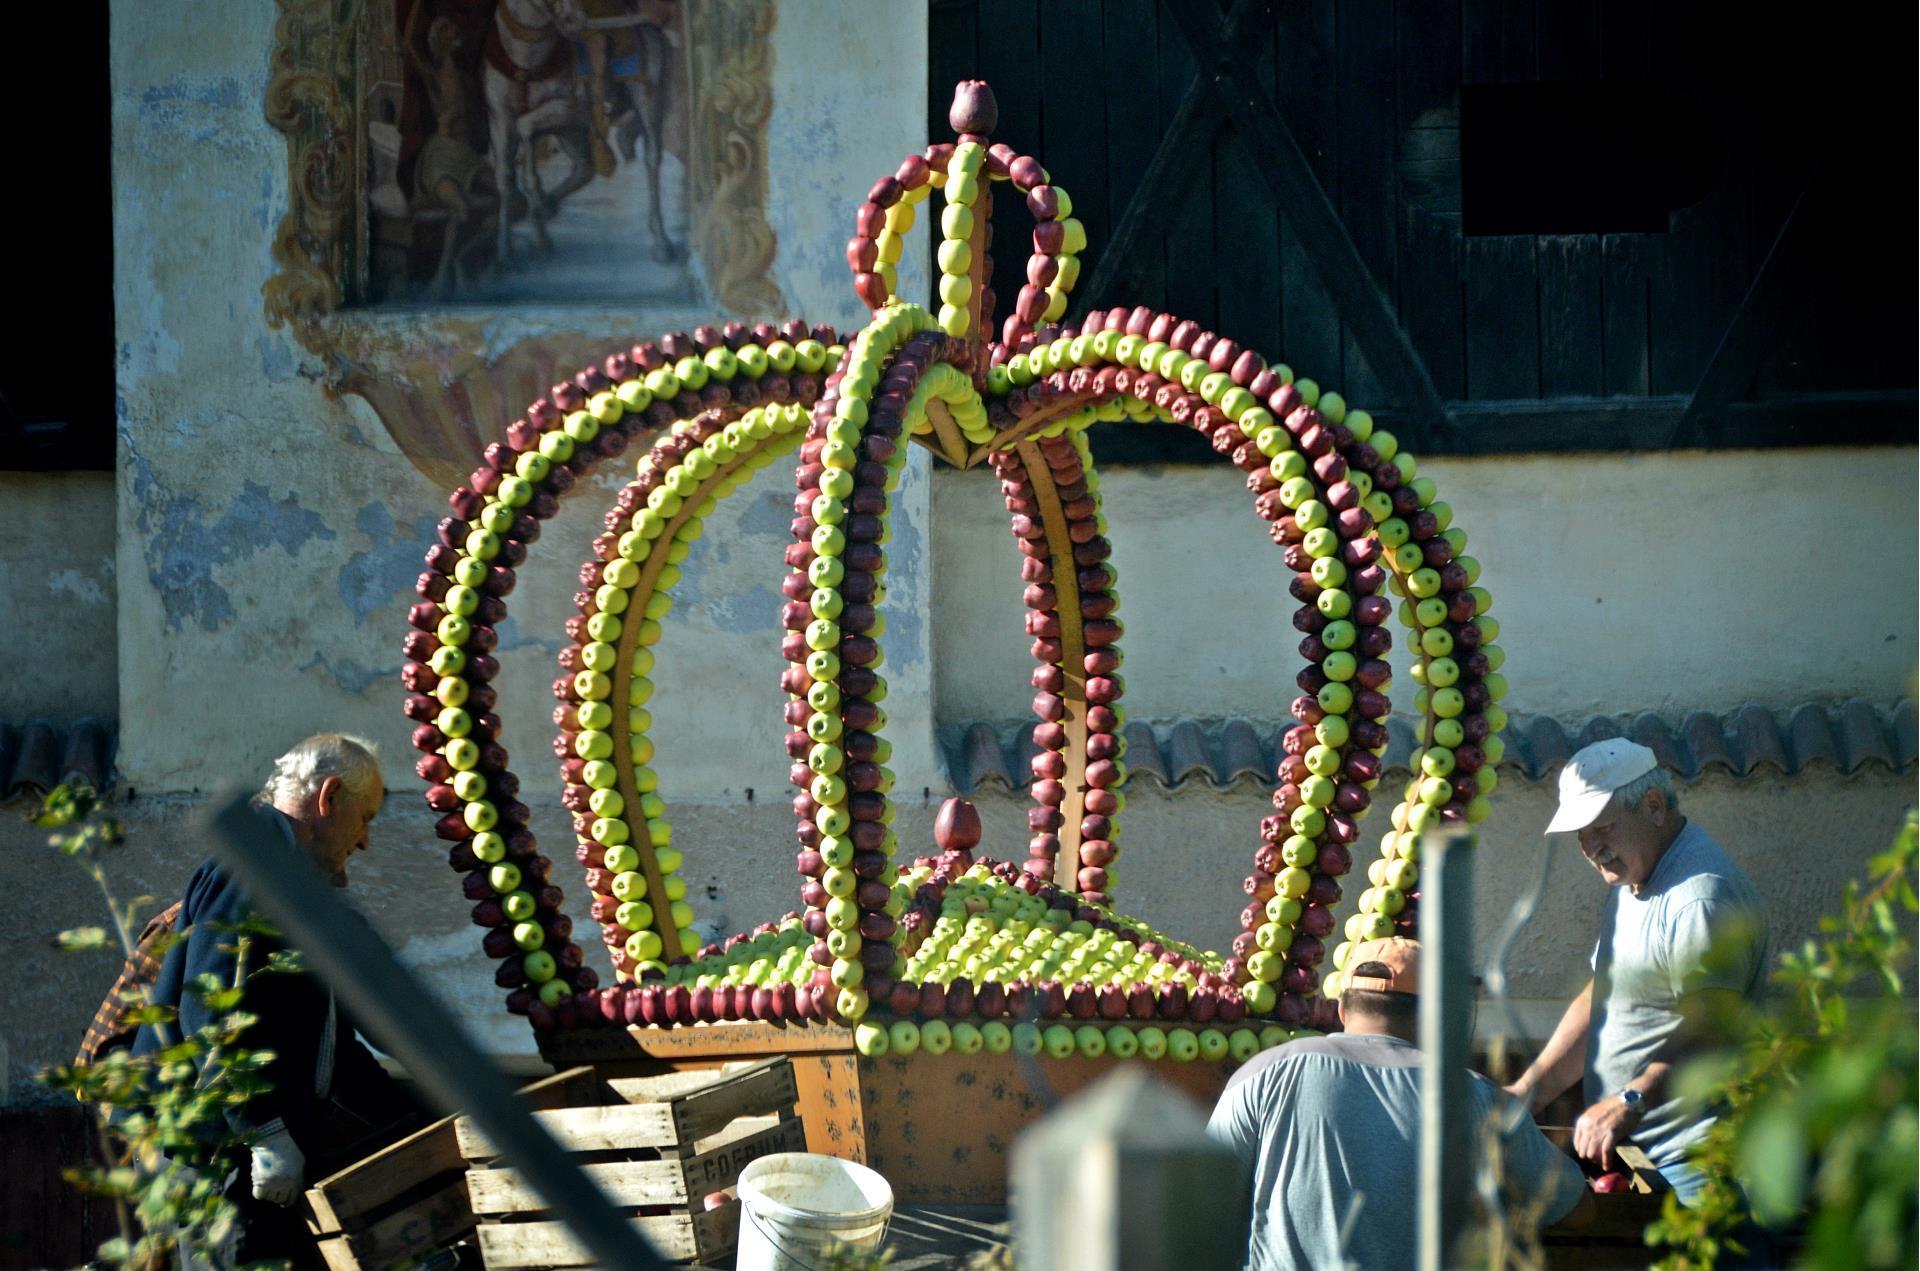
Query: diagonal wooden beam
xmin=1667 ymin=173 xmax=1818 ymax=448
xmin=1073 ymin=0 xmax=1272 ymax=320
xmin=1163 ymin=0 xmax=1455 ymax=447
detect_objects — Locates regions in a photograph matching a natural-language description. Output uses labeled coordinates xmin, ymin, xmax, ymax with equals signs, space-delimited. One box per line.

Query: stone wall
xmin=3 ymin=472 xmax=117 ymax=723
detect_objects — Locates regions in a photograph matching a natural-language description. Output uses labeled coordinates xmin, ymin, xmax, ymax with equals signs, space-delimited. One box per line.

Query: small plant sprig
xmin=34 ymin=783 xmax=287 ymax=1270
xmin=1648 ymin=812 xmax=1918 ymax=1270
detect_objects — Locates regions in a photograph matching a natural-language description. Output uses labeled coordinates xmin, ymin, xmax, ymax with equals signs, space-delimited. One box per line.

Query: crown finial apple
xmin=949 ymin=80 xmax=998 ymax=136
xmin=934 ymin=796 xmax=984 ymax=857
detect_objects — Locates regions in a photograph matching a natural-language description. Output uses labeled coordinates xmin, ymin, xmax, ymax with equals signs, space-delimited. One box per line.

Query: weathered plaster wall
xmin=3 ymin=472 xmax=118 ymax=722
xmin=111 ymin=0 xmax=931 ymax=801
xmin=932 ymin=447 xmax=1920 ymax=724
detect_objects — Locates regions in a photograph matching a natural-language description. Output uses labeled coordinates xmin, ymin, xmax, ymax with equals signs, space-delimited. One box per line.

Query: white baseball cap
xmin=1545 ymin=738 xmax=1659 ymax=834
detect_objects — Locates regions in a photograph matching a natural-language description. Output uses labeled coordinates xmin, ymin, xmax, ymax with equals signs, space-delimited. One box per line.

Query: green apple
xmin=981 ymin=1021 xmax=1014 ymax=1055
xmin=1135 ymin=1025 xmax=1168 ymax=1060
xmin=1074 ymin=1026 xmax=1107 ymax=1060
xmin=1012 ymin=1023 xmax=1044 ymax=1056
xmin=887 ymin=1020 xmax=921 ymax=1055
xmin=949 ymin=1022 xmax=984 ymax=1055
xmin=854 ymin=1022 xmax=890 ymax=1057
xmin=1167 ymin=1028 xmax=1201 ymax=1062
xmin=1258 ymin=1025 xmax=1290 ymax=1051
xmin=1105 ymin=1025 xmax=1139 ymax=1059
xmin=1042 ymin=1025 xmax=1078 ymax=1060
xmin=522 ymin=949 xmax=556 ymax=982
xmin=919 ymin=1020 xmax=953 ymax=1056
xmin=1197 ymin=1029 xmax=1232 ymax=1063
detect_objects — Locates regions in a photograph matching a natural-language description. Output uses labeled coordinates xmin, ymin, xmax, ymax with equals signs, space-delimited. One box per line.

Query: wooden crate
xmin=538 ymin=1022 xmax=1239 ymax=1206
xmin=459 ymin=1057 xmax=806 ymax=1267
xmin=304 ymin=1067 xmax=598 ymax=1271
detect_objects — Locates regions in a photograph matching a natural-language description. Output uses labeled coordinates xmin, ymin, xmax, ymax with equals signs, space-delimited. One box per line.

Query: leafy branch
xmin=34 ymin=784 xmax=284 ymax=1270
xmin=1648 ymin=812 xmax=1918 ymax=1269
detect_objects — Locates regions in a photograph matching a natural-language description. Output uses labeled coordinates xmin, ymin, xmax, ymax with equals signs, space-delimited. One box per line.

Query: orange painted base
xmin=537 ymin=1022 xmax=1236 ymax=1204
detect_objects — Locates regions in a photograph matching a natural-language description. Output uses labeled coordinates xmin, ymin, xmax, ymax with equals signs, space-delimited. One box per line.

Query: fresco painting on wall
xmin=365 ymin=0 xmax=694 ymax=304
xmin=265 ymin=0 xmax=786 ymax=487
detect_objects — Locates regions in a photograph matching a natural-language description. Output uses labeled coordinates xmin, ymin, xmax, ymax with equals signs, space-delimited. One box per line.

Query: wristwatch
xmin=1618 ymin=1087 xmax=1645 ymax=1115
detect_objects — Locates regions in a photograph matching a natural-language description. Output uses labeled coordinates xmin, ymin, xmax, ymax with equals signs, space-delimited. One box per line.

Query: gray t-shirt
xmin=1584 ymin=820 xmax=1768 ymax=1167
xmin=1208 ymin=1032 xmax=1585 ymax=1270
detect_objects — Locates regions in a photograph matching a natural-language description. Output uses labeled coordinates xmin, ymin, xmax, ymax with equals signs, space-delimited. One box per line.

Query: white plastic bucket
xmin=734 ymin=1152 xmax=894 ymax=1271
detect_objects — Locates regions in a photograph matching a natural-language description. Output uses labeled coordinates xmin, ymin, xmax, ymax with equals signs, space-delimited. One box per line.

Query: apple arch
xmin=402 ymin=82 xmax=1508 ymax=1045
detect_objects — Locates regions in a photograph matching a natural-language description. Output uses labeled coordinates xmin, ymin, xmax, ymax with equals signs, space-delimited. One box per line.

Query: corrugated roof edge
xmin=0 ymin=719 xmax=118 ymax=802
xmin=938 ymin=700 xmax=1918 ymax=795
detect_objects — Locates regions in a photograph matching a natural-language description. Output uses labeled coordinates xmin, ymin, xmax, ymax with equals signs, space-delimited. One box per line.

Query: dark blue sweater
xmin=132 ymin=806 xmax=407 ymax=1150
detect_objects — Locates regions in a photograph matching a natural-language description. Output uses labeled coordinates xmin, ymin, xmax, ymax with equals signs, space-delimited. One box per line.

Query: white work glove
xmin=250 ymin=1123 xmax=306 ymax=1206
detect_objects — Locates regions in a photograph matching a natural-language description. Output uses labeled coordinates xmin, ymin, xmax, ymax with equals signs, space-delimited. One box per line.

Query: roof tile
xmin=0 ymin=718 xmax=117 ymax=800
xmin=939 ymin=701 xmax=1916 ymax=794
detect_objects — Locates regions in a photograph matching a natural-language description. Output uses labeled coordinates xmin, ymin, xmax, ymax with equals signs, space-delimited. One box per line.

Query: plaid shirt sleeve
xmin=75 ymin=900 xmax=184 ymax=1067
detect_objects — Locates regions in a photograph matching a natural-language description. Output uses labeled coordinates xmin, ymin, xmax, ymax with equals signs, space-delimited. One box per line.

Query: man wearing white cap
xmin=1508 ymin=738 xmax=1768 ymax=1205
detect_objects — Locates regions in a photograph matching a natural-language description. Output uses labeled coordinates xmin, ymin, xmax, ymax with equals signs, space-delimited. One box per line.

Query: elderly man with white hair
xmin=1506 ymin=738 xmax=1769 ymax=1208
xmin=129 ymin=733 xmax=417 ymax=1262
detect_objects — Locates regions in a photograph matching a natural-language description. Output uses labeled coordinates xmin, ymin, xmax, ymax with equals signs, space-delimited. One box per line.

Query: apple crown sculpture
xmin=404 ymin=82 xmax=1508 ymax=1060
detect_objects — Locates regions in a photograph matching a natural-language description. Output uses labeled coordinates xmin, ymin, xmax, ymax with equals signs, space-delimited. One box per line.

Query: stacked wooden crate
xmin=458 ymin=1056 xmax=806 ymax=1267
xmin=303 ymin=1068 xmax=598 ymax=1270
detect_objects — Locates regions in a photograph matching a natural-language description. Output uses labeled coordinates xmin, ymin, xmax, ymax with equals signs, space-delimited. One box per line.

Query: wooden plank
xmin=1272 ymin=0 xmax=1340 ymax=383
xmin=1538 ymin=236 xmax=1604 ymax=397
xmin=1365 ymin=389 xmax=1916 ymax=455
xmin=1400 ymin=209 xmax=1464 ymax=404
xmin=1170 ymin=1 xmax=1450 ymax=429
xmin=1156 ymin=3 xmax=1215 ymax=331
xmin=1650 ymin=169 xmax=1748 ymax=397
xmin=1099 ymin=0 xmax=1163 ymax=306
xmin=678 ymin=1115 xmax=805 ymax=1200
xmin=540 ymin=1021 xmax=857 ymax=1070
xmin=928 ymin=0 xmax=979 ymax=135
xmin=476 ymin=1206 xmax=734 ymax=1268
xmin=1669 ymin=177 xmax=1815 ymax=446
xmin=1075 ymin=73 xmax=1222 ymax=318
xmin=1599 ymin=234 xmax=1653 ymax=396
xmin=1394 ymin=0 xmax=1464 ymax=402
xmin=520 ymin=1066 xmax=607 ymax=1113
xmin=1212 ymin=129 xmax=1280 ymax=356
xmin=645 ymin=1059 xmax=798 ymax=1143
xmin=1460 ymin=0 xmax=1535 ymax=83
xmin=1463 ymin=235 xmax=1539 ymax=399
xmin=324 ymin=1175 xmax=474 ymax=1270
xmin=458 ymin=1103 xmax=677 ymax=1159
xmin=796 ymin=1052 xmax=870 ymax=1164
xmin=1038 ymin=0 xmax=1110 ymax=272
xmin=467 ymin=1116 xmax=804 ymax=1215
xmin=605 ymin=1055 xmax=786 ymax=1104
xmin=1335 ymin=0 xmax=1398 ymax=405
xmin=1017 ymin=439 xmax=1090 ymax=892
xmin=305 ymin=1116 xmax=464 ymax=1229
xmin=924 ymin=397 xmax=970 ymax=466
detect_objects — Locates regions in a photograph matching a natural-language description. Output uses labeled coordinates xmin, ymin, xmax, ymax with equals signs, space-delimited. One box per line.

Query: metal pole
xmin=1418 ymin=825 xmax=1475 ymax=1271
xmin=207 ymin=793 xmax=668 ymax=1271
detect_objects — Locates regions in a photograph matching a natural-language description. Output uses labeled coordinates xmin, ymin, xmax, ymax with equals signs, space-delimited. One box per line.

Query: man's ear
xmin=1336 ymin=999 xmax=1348 ymax=1029
xmin=1643 ymin=789 xmax=1670 ymax=826
xmin=314 ymin=774 xmax=344 ymax=818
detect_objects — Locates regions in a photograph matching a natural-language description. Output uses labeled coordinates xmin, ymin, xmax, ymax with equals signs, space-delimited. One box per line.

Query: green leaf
xmin=1739 ymin=1099 xmax=1810 ymax=1226
xmin=120 ymin=1003 xmax=177 ymax=1027
xmin=52 ymin=926 xmax=111 ymax=953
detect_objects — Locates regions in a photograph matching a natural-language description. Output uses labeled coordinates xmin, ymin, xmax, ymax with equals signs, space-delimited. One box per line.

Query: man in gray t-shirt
xmin=1509 ymin=739 xmax=1768 ymax=1204
xmin=1209 ymin=937 xmax=1588 ymax=1269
